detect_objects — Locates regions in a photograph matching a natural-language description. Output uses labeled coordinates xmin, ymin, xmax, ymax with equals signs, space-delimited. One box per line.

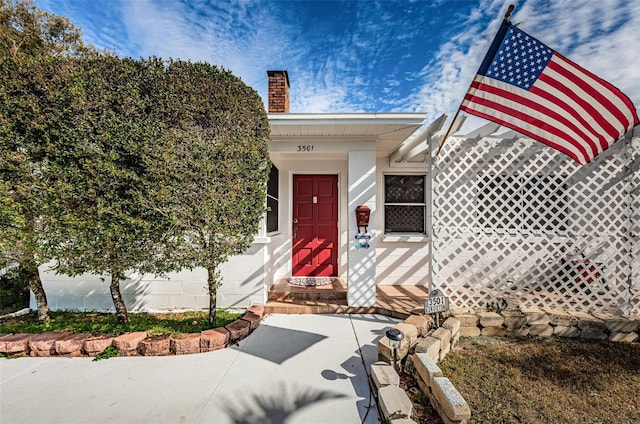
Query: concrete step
xmin=268 ymin=278 xmax=348 ymax=302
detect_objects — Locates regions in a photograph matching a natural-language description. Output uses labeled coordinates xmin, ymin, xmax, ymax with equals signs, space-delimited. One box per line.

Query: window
xmin=384 ymin=175 xmax=426 ymax=234
xmin=477 ymin=175 xmax=568 ymax=231
xmin=266 ymin=164 xmax=279 ymax=234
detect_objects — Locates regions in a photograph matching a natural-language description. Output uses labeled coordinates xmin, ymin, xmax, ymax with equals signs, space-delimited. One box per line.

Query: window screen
xmin=384 ymin=175 xmax=426 ymax=234
xmin=266 ymin=164 xmax=279 ymax=234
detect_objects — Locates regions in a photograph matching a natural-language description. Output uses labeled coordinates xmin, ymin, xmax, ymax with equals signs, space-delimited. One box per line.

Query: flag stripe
xmin=461 ymin=100 xmax=588 ymax=163
xmin=542 ymin=59 xmax=622 ymax=138
xmin=467 ymin=79 xmax=599 ymax=157
xmin=551 ymin=53 xmax=638 ymax=129
xmin=462 ymin=82 xmax=591 ymax=163
xmin=531 ymin=78 xmax=611 ymax=152
xmin=464 ymin=76 xmax=601 ymax=159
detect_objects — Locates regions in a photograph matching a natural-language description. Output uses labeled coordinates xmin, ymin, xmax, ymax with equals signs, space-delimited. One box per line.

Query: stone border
xmin=455 ymin=308 xmax=640 ymax=342
xmin=0 ymin=305 xmax=264 ymax=358
xmin=375 ymin=309 xmax=640 ymax=424
xmin=376 ymin=314 xmax=467 ymax=424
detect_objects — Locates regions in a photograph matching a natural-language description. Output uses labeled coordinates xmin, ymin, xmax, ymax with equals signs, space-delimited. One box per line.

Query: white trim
xmin=389 ymin=114 xmax=447 ymax=163
xmin=382 ymin=173 xmax=428 ymax=235
xmin=269 ymin=112 xmax=426 ymax=124
xmin=381 ymin=234 xmax=429 ymax=243
xmin=270 ymin=138 xmax=376 ymax=152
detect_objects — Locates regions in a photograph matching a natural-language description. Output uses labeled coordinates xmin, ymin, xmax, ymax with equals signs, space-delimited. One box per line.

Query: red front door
xmin=292 ymin=175 xmax=338 ymax=276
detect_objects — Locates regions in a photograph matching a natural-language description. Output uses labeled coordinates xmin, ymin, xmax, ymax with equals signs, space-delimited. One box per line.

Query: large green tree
xmin=2 ymin=1 xmax=270 ymax=326
xmin=46 ymin=56 xmax=173 ymax=323
xmin=0 ymin=0 xmax=88 ymax=322
xmin=147 ymin=60 xmax=271 ymax=327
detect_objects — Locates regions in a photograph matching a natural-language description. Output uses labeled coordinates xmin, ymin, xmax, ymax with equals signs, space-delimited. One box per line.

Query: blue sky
xmin=38 ymin=0 xmax=640 ymax=130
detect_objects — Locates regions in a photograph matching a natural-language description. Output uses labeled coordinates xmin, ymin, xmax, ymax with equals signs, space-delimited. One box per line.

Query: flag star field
xmin=484 ymin=28 xmax=552 ymax=90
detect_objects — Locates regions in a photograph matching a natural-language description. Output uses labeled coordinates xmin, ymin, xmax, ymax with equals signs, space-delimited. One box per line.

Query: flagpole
xmin=433 ymin=4 xmax=515 ymax=160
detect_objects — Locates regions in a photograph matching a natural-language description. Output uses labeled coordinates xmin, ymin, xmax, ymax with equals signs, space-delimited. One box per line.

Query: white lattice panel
xmin=432 ymin=130 xmax=639 ymax=315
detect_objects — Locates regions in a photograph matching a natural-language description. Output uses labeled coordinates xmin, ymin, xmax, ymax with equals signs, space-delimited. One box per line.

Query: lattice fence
xmin=432 ymin=127 xmax=640 ymax=315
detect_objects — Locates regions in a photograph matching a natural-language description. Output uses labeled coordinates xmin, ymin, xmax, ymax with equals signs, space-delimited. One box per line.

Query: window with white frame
xmin=266 ymin=164 xmax=279 ymax=234
xmin=384 ymin=174 xmax=426 ymax=234
xmin=477 ymin=174 xmax=568 ymax=231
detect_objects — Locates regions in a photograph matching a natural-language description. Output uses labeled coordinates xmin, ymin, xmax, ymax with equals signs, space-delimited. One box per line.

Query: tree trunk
xmin=21 ymin=257 xmax=49 ymax=323
xmin=110 ymin=275 xmax=129 ymax=323
xmin=207 ymin=267 xmax=218 ymax=328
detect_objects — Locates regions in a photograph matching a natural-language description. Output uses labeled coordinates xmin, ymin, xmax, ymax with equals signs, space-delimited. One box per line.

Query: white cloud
xmin=407 ymin=0 xmax=640 ymax=133
xmin=404 ymin=0 xmax=509 ymax=127
xmin=38 ymin=0 xmax=640 ymax=121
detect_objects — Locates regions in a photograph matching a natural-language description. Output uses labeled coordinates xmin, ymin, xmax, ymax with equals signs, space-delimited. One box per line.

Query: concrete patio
xmin=0 ymin=313 xmax=400 ymax=424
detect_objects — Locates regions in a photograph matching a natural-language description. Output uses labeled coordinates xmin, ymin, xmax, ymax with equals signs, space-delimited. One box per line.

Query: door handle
xmin=293 ymin=218 xmax=298 ymax=238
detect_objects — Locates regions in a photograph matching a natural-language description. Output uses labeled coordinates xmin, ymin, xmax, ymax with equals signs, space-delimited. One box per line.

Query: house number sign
xmin=425 ymin=288 xmax=449 ymax=327
xmin=424 ymin=289 xmax=449 ymax=314
xmin=297 ymin=145 xmax=315 ymax=152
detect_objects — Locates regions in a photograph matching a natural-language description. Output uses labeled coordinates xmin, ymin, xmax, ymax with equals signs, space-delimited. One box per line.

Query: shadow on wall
xmin=265 ymin=233 xmax=293 ymax=287
xmin=36 ymin=264 xmax=150 ymax=312
xmin=348 ymin=163 xmax=375 ymax=212
xmin=121 ymin=271 xmax=150 ymax=312
xmin=219 ymin=262 xmax=268 ymax=309
xmin=376 ymin=243 xmax=429 ymax=285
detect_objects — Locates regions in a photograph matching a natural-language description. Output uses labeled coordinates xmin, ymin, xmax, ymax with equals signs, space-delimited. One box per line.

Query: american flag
xmin=460 ymin=20 xmax=638 ymax=165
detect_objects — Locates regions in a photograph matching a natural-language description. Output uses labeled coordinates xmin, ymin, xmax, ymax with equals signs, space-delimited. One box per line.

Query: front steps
xmin=264 ymin=279 xmax=427 ymax=317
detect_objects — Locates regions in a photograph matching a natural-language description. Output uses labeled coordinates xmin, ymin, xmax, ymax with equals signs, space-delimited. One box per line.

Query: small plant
xmin=0 ymin=352 xmax=24 ymax=359
xmin=93 ymin=345 xmax=119 ymax=361
xmin=486 ymin=296 xmax=509 ymax=313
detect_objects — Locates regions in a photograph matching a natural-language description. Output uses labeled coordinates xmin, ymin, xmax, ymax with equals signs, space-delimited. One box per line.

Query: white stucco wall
xmin=35 ymin=238 xmax=272 ymax=313
xmin=347 ymin=149 xmax=377 ymax=306
xmin=217 ymin=242 xmax=268 ymax=309
xmin=35 ymin=265 xmax=209 ymax=312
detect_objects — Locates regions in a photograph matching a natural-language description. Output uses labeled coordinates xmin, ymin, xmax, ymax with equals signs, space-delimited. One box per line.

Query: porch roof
xmin=268 ymin=112 xmax=426 ymax=157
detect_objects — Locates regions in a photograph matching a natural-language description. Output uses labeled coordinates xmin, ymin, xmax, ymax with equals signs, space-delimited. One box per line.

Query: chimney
xmin=267 ymin=70 xmax=290 ymax=113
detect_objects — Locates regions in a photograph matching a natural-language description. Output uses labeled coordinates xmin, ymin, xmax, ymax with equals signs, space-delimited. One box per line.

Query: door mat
xmin=288 ymin=277 xmax=335 ymax=287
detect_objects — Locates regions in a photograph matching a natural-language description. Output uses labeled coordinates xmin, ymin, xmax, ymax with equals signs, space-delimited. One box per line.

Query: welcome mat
xmin=288 ymin=277 xmax=335 ymax=287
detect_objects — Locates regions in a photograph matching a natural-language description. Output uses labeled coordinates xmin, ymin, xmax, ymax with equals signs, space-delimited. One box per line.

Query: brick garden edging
xmin=0 ymin=305 xmax=264 ymax=358
xmin=375 ymin=309 xmax=640 ymax=424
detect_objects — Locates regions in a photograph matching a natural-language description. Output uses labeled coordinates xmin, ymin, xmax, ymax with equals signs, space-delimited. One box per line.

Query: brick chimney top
xmin=267 ymin=70 xmax=290 ymax=113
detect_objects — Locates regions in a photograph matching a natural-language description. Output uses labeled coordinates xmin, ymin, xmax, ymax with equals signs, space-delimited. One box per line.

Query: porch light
xmin=385 ymin=328 xmax=404 ymax=371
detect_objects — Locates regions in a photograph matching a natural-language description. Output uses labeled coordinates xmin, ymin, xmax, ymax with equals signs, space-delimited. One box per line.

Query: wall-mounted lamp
xmin=385 ymin=328 xmax=404 ymax=371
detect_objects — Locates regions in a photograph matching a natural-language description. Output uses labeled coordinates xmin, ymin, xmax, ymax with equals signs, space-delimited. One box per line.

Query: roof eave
xmin=268 ymin=112 xmax=426 ymax=126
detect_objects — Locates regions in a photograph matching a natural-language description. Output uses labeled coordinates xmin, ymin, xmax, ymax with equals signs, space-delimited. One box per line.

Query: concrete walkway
xmin=0 ymin=314 xmax=399 ymax=424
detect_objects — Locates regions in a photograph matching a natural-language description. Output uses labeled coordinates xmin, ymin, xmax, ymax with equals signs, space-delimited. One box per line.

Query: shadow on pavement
xmin=321 ymin=336 xmax=386 ymax=423
xmin=237 ymin=324 xmax=327 ymax=364
xmin=219 ymin=382 xmax=346 ymax=424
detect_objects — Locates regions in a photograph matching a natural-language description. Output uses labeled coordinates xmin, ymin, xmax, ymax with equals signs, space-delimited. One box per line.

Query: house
xmin=218 ymin=70 xmax=433 ymax=308
xmin=37 ymin=70 xmax=640 ymax=316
